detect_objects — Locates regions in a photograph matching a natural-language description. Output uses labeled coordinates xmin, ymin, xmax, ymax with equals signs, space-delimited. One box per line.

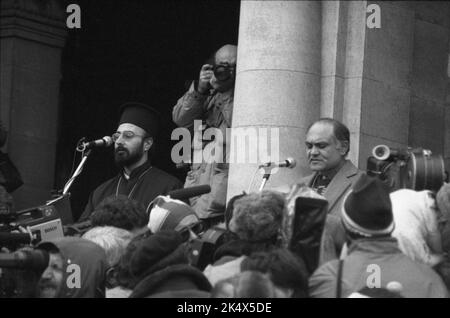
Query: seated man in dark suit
xmin=300 ymin=118 xmax=364 ymax=265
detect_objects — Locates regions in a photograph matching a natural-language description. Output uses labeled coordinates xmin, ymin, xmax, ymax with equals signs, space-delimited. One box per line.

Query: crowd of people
xmin=1 ymin=44 xmax=450 ymax=298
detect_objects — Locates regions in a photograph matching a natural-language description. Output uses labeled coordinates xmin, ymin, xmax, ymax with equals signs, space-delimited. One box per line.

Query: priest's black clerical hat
xmin=118 ymin=102 xmax=160 ymax=137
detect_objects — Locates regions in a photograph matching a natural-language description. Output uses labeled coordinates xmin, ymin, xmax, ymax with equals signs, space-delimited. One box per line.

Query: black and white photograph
xmin=0 ymin=0 xmax=449 ymax=301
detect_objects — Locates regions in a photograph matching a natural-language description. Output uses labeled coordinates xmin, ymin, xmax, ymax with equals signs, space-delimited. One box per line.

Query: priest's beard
xmin=114 ymin=143 xmax=145 ymax=169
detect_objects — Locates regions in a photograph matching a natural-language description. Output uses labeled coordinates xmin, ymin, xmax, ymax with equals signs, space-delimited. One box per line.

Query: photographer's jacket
xmin=173 ymin=81 xmax=233 ymax=220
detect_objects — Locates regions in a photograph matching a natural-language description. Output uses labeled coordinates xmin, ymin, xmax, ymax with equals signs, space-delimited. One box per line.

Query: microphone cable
xmin=70 ymin=137 xmax=86 ymax=177
xmin=246 ymin=166 xmax=261 ymax=193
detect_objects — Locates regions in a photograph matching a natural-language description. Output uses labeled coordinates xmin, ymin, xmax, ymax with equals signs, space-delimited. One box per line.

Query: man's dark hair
xmin=241 ymin=248 xmax=309 ymax=298
xmin=112 ymin=230 xmax=151 ymax=289
xmin=308 ymin=118 xmax=350 ymax=155
xmin=90 ymin=195 xmax=148 ymax=231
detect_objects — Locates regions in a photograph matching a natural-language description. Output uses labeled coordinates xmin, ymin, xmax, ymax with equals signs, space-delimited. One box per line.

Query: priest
xmin=79 ymin=102 xmax=183 ymax=221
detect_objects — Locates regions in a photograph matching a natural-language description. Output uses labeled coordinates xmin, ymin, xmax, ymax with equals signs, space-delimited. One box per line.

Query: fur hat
xmin=148 ymin=196 xmax=199 ymax=233
xmin=229 ymin=190 xmax=285 ymax=242
xmin=225 ymin=193 xmax=247 ymax=230
xmin=342 ymin=174 xmax=394 ymax=237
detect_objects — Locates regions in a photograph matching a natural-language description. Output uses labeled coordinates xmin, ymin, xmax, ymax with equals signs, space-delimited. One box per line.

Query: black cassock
xmin=80 ymin=160 xmax=183 ymax=221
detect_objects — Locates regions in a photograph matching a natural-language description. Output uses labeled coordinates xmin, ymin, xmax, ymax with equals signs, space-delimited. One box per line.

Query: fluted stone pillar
xmin=0 ymin=0 xmax=67 ymax=209
xmin=227 ymin=1 xmax=322 ymax=198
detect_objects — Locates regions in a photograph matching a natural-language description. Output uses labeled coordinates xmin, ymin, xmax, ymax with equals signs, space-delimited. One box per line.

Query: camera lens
xmin=213 ymin=65 xmax=232 ymax=81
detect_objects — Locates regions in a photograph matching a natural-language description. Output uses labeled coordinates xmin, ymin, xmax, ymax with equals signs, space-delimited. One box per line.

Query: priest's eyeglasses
xmin=112 ymin=131 xmax=146 ymax=142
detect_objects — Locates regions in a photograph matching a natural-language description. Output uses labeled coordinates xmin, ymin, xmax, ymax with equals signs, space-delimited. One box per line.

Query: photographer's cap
xmin=118 ymin=102 xmax=160 ymax=137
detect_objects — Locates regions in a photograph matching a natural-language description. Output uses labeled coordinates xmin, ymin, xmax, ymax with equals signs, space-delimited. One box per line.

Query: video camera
xmin=187 ymin=225 xmax=229 ymax=271
xmin=0 ymin=194 xmax=73 ymax=250
xmin=171 ymin=216 xmax=229 ymax=271
xmin=0 ymin=205 xmax=63 ymax=251
xmin=0 ymin=249 xmax=50 ymax=298
xmin=0 ymin=249 xmax=49 ymax=271
xmin=367 ymin=145 xmax=447 ymax=192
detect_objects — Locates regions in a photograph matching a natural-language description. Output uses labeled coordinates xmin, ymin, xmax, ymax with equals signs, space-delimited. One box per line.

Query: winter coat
xmin=309 ymin=237 xmax=449 ymax=298
xmin=173 ymin=82 xmax=233 ymax=219
xmin=38 ymin=237 xmax=107 ymax=298
xmin=299 ymin=160 xmax=364 ymax=265
xmin=203 ymin=238 xmax=277 ymax=286
xmin=130 ymin=264 xmax=211 ymax=298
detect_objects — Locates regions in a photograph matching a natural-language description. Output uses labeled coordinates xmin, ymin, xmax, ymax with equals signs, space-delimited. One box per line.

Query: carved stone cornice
xmin=0 ymin=0 xmax=67 ymax=48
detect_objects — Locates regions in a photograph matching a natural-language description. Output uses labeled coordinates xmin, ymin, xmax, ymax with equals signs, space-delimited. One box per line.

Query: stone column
xmin=227 ymin=1 xmax=322 ymax=199
xmin=0 ymin=0 xmax=67 ymax=210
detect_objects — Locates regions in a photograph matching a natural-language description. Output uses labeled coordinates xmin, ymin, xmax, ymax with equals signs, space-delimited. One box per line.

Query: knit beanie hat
xmin=342 ymin=174 xmax=395 ymax=237
xmin=148 ymin=196 xmax=199 ymax=233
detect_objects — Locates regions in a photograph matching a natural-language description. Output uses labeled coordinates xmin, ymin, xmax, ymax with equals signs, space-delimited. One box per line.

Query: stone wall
xmin=0 ymin=0 xmax=67 ymax=209
xmin=228 ymin=1 xmax=450 ymax=198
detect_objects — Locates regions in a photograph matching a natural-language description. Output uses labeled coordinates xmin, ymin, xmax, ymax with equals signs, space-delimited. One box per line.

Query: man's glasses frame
xmin=112 ymin=131 xmax=146 ymax=142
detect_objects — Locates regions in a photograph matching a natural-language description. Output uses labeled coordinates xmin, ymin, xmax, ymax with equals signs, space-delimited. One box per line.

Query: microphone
xmin=77 ymin=136 xmax=113 ymax=152
xmin=167 ymin=185 xmax=212 ymax=201
xmin=0 ymin=249 xmax=49 ymax=271
xmin=259 ymin=158 xmax=297 ymax=169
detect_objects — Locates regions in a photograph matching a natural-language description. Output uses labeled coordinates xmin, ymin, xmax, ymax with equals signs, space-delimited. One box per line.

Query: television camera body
xmin=0 ymin=194 xmax=73 ymax=251
xmin=0 ymin=202 xmax=67 ymax=298
xmin=367 ymin=145 xmax=447 ymax=192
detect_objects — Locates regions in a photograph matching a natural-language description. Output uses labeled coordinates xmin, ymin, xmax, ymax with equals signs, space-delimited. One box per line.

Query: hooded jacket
xmin=130 ymin=264 xmax=211 ymax=298
xmin=203 ymin=238 xmax=278 ymax=286
xmin=309 ymin=237 xmax=448 ymax=298
xmin=127 ymin=230 xmax=212 ymax=297
xmin=37 ymin=237 xmax=107 ymax=298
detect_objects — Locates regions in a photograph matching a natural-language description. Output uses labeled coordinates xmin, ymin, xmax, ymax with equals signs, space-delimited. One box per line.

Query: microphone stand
xmin=62 ymin=149 xmax=91 ymax=195
xmin=258 ymin=166 xmax=273 ymax=191
xmin=46 ymin=149 xmax=92 ymax=206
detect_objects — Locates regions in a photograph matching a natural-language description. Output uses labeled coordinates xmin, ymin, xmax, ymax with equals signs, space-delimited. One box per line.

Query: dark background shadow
xmin=55 ymin=0 xmax=240 ymax=220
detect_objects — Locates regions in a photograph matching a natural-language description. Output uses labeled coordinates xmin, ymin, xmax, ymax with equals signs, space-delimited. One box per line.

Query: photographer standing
xmin=173 ymin=44 xmax=237 ymax=227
